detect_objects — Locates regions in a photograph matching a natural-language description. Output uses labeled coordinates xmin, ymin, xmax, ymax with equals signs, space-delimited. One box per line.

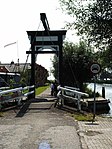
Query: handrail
xmin=0 ymin=85 xmax=35 ymax=108
xmin=0 ymin=87 xmax=10 ymax=90
xmin=0 ymin=86 xmax=35 ymax=96
xmin=64 ymin=86 xmax=80 ymax=91
xmin=59 ymin=86 xmax=89 ymax=97
xmin=24 ymin=91 xmax=34 ymax=96
xmin=57 ymin=86 xmax=89 ymax=111
xmin=0 ymin=87 xmax=23 ymax=95
xmin=22 ymin=85 xmax=35 ymax=90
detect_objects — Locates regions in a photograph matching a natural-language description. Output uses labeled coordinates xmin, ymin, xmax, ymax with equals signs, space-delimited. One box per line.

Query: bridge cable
xmin=43 ymin=29 xmax=79 ymax=87
xmin=63 ymin=46 xmax=79 ymax=88
xmin=22 ymin=21 xmax=41 ymax=75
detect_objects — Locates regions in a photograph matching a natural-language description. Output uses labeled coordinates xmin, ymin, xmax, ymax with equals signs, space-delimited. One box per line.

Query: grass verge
xmin=70 ymin=112 xmax=93 ymax=121
xmin=0 ymin=112 xmax=4 ymax=117
xmin=35 ymin=85 xmax=50 ymax=95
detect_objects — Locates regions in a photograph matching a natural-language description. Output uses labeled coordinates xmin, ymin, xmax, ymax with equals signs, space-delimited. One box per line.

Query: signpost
xmin=90 ymin=63 xmax=101 ymax=122
xmin=90 ymin=63 xmax=101 ymax=74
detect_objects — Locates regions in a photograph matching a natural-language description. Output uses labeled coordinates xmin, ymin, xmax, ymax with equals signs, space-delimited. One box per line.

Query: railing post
xmin=61 ymin=90 xmax=65 ymax=106
xmin=0 ymin=95 xmax=2 ymax=110
xmin=77 ymin=94 xmax=81 ymax=111
xmin=102 ymin=87 xmax=105 ymax=98
xmin=29 ymin=40 xmax=35 ymax=99
xmin=56 ymin=86 xmax=88 ymax=111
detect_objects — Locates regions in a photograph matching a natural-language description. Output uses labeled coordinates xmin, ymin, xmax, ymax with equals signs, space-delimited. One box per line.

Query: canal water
xmin=87 ymin=83 xmax=112 ymax=116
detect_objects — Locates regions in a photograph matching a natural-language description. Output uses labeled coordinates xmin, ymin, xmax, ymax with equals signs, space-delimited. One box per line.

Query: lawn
xmin=35 ymin=85 xmax=50 ymax=95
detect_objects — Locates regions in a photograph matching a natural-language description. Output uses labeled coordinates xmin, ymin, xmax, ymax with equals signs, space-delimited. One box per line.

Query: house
xmin=0 ymin=64 xmax=20 ymax=87
xmin=0 ymin=62 xmax=48 ymax=87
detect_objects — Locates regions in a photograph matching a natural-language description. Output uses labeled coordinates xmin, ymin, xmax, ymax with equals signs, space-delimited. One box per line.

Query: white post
xmin=77 ymin=94 xmax=81 ymax=111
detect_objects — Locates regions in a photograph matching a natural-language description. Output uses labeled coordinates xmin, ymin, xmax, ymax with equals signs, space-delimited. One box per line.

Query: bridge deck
xmin=0 ymin=87 xmax=81 ymax=149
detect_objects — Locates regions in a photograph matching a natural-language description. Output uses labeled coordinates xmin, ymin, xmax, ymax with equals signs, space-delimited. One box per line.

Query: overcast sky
xmin=0 ymin=0 xmax=79 ymax=79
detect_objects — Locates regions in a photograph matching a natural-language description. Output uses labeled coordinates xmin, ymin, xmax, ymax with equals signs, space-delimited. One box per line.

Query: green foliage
xmin=52 ymin=55 xmax=59 ymax=80
xmin=9 ymin=79 xmax=15 ymax=88
xmin=52 ymin=41 xmax=95 ymax=91
xmin=100 ymin=48 xmax=112 ymax=69
xmin=0 ymin=112 xmax=4 ymax=117
xmin=35 ymin=85 xmax=49 ymax=95
xmin=20 ymin=69 xmax=30 ymax=86
xmin=59 ymin=0 xmax=112 ymax=49
xmin=70 ymin=112 xmax=93 ymax=121
xmin=84 ymin=84 xmax=100 ymax=98
xmin=59 ymin=0 xmax=112 ymax=80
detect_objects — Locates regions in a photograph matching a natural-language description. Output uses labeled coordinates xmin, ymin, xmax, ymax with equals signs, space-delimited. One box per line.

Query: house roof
xmin=0 ymin=63 xmax=31 ymax=73
xmin=0 ymin=66 xmax=9 ymax=72
xmin=0 ymin=63 xmax=48 ymax=73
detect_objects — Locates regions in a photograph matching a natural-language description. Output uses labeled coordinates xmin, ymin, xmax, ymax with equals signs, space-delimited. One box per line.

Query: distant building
xmin=35 ymin=63 xmax=48 ymax=87
xmin=0 ymin=66 xmax=8 ymax=72
xmin=0 ymin=64 xmax=21 ymax=87
xmin=0 ymin=62 xmax=48 ymax=87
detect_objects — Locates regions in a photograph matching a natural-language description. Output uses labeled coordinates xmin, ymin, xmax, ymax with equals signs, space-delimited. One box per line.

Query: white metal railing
xmin=64 ymin=86 xmax=80 ymax=91
xmin=57 ymin=86 xmax=89 ymax=111
xmin=0 ymin=85 xmax=34 ymax=109
xmin=0 ymin=87 xmax=10 ymax=90
xmin=22 ymin=85 xmax=34 ymax=90
xmin=0 ymin=87 xmax=23 ymax=95
xmin=22 ymin=85 xmax=35 ymax=97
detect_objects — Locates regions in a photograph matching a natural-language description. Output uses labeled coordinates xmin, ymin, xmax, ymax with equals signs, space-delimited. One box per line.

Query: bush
xmin=83 ymin=84 xmax=100 ymax=98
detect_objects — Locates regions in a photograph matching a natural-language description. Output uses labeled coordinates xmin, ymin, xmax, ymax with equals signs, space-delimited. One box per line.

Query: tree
xmin=52 ymin=55 xmax=59 ymax=80
xmin=35 ymin=64 xmax=49 ymax=86
xmin=20 ymin=64 xmax=49 ymax=87
xmin=52 ymin=41 xmax=95 ymax=91
xmin=59 ymin=0 xmax=112 ymax=49
xmin=99 ymin=48 xmax=112 ymax=69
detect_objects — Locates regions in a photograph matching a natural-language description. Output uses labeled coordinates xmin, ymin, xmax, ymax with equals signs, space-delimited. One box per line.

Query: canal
xmin=87 ymin=83 xmax=112 ymax=116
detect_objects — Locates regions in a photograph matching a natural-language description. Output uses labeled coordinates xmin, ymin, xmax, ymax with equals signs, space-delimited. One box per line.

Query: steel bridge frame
xmin=26 ymin=13 xmax=67 ymax=98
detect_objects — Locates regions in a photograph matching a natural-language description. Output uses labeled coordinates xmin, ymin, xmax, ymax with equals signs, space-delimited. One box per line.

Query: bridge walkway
xmin=0 ymin=87 xmax=81 ymax=149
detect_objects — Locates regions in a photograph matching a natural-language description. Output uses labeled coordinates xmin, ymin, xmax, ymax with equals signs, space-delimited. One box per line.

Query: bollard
xmin=102 ymin=87 xmax=105 ymax=98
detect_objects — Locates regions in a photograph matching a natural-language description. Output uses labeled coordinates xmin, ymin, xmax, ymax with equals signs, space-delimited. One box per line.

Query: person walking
xmin=50 ymin=82 xmax=54 ymax=96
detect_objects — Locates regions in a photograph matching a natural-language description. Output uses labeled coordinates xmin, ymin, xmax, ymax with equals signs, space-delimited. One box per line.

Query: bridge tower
xmin=26 ymin=13 xmax=67 ymax=98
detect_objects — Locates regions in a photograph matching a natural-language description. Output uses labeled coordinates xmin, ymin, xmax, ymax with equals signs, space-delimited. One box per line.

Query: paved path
xmin=1 ymin=87 xmax=112 ymax=149
xmin=78 ymin=117 xmax=112 ymax=149
xmin=0 ymin=88 xmax=81 ymax=149
xmin=39 ymin=88 xmax=112 ymax=149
